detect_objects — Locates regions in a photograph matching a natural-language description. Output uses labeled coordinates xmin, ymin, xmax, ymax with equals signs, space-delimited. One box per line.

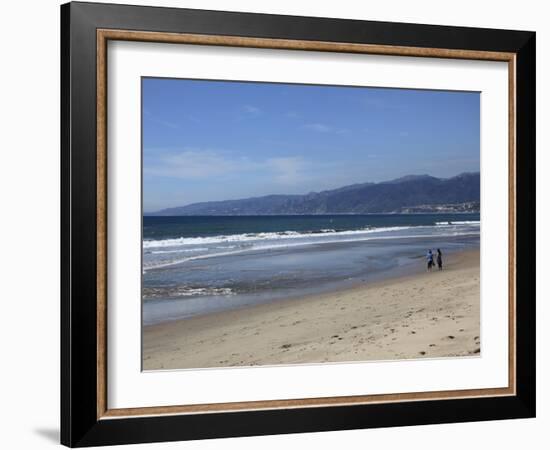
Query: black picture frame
xmin=61 ymin=1 xmax=535 ymax=447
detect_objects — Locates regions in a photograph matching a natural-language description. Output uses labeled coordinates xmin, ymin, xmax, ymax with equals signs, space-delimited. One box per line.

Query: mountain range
xmin=151 ymin=172 xmax=480 ymax=216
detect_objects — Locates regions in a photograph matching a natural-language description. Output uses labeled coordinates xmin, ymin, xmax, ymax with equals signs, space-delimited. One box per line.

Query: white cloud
xmin=144 ymin=150 xmax=259 ymax=179
xmin=144 ymin=149 xmax=307 ymax=185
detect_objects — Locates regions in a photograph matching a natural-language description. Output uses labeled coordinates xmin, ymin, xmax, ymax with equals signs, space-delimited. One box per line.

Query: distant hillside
xmin=152 ymin=172 xmax=480 ymax=216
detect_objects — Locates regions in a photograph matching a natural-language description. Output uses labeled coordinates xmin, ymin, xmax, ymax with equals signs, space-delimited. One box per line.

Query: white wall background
xmin=0 ymin=0 xmax=546 ymax=448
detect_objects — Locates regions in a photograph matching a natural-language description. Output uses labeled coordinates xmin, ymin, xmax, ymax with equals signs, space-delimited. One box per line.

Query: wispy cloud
xmin=243 ymin=105 xmax=261 ymax=115
xmin=144 ymin=150 xmax=258 ymax=179
xmin=302 ymin=123 xmax=349 ymax=134
xmin=266 ymin=157 xmax=305 ymax=185
xmin=144 ymin=149 xmax=307 ymax=187
xmin=303 ymin=123 xmax=331 ymax=133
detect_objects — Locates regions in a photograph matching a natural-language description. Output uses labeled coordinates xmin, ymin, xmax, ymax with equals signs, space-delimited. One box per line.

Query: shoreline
xmin=143 ymin=248 xmax=480 ymax=370
xmin=143 ymin=249 xmax=428 ymax=326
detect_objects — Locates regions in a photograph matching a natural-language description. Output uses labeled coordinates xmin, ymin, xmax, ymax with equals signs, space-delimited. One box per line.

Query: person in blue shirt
xmin=426 ymin=249 xmax=434 ymax=271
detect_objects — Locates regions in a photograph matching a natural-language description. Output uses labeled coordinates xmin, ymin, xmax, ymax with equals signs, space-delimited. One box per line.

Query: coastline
xmin=143 ymin=248 xmax=480 ymax=370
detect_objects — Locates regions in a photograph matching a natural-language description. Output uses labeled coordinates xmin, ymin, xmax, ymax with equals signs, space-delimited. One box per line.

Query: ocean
xmin=142 ymin=214 xmax=480 ymax=325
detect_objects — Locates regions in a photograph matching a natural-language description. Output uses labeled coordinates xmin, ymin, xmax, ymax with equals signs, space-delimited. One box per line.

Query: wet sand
xmin=143 ymin=249 xmax=480 ymax=370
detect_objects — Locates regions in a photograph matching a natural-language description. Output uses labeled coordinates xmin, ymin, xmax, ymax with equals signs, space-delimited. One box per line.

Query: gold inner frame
xmin=96 ymin=29 xmax=517 ymax=420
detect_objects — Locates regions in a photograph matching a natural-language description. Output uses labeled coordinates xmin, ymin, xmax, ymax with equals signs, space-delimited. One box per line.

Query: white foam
xmin=143 ymin=286 xmax=234 ymax=299
xmin=143 ymin=230 xmax=480 ymax=272
xmin=150 ymin=247 xmax=209 ymax=254
xmin=172 ymin=287 xmax=234 ymax=297
xmin=435 ymin=220 xmax=480 ymax=225
xmin=142 ymin=226 xmax=414 ymax=249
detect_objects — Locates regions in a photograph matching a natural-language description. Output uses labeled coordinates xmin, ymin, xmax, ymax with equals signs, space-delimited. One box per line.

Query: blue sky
xmin=143 ymin=78 xmax=479 ymax=212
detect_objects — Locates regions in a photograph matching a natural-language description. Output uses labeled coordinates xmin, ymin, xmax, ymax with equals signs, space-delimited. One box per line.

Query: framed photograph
xmin=61 ymin=2 xmax=536 ymax=447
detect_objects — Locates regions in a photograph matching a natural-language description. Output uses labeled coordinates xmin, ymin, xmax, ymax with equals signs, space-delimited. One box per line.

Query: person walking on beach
xmin=426 ymin=249 xmax=434 ymax=272
xmin=436 ymin=248 xmax=443 ymax=271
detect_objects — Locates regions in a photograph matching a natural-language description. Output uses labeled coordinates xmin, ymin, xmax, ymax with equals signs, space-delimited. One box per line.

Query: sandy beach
xmin=143 ymin=249 xmax=480 ymax=370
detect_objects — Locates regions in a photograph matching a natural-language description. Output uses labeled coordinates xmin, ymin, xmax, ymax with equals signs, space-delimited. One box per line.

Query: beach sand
xmin=143 ymin=249 xmax=480 ymax=370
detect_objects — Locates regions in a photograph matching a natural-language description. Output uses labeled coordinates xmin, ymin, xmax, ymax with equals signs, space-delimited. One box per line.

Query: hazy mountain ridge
xmin=152 ymin=172 xmax=480 ymax=216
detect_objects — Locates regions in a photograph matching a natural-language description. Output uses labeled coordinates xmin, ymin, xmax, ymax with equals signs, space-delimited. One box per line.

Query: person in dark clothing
xmin=436 ymin=248 xmax=443 ymax=271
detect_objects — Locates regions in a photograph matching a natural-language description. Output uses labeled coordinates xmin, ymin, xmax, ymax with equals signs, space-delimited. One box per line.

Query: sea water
xmin=142 ymin=214 xmax=480 ymax=324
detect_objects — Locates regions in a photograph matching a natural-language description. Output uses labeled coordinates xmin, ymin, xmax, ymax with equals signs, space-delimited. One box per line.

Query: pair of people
xmin=426 ymin=249 xmax=443 ymax=271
